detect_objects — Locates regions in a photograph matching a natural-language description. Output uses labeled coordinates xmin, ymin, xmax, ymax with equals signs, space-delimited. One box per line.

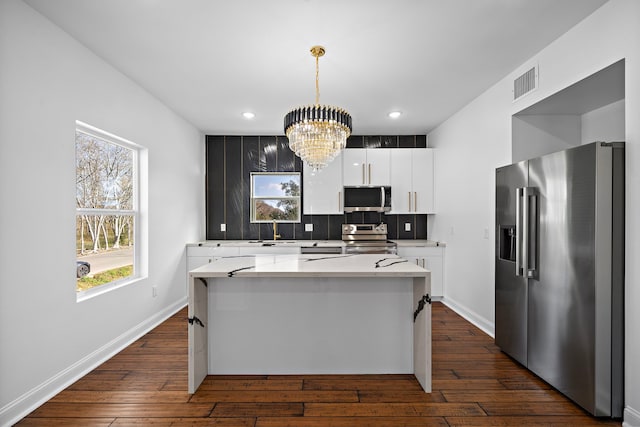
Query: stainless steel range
xmin=342 ymin=223 xmax=397 ymax=254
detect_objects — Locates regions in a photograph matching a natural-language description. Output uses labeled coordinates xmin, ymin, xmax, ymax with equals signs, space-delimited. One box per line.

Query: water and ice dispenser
xmin=499 ymin=225 xmax=516 ymax=262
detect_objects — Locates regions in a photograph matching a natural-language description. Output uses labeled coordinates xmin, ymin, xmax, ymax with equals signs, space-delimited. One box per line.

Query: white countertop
xmin=187 ymin=240 xmax=343 ymax=248
xmin=189 ymin=254 xmax=429 ymax=278
xmin=187 ymin=239 xmax=444 ymax=248
xmin=394 ymin=240 xmax=444 ymax=247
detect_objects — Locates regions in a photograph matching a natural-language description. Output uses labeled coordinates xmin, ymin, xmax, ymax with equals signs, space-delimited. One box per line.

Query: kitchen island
xmin=188 ymin=254 xmax=431 ymax=393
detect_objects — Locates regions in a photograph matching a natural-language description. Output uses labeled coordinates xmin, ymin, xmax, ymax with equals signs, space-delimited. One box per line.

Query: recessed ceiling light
xmin=242 ymin=112 xmax=255 ymax=119
xmin=388 ymin=111 xmax=402 ymax=119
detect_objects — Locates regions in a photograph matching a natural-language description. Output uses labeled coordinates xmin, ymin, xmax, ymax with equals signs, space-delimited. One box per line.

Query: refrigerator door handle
xmin=515 ymin=187 xmax=523 ymax=276
xmin=522 ymin=188 xmax=529 ymax=278
xmin=525 ymin=188 xmax=538 ymax=279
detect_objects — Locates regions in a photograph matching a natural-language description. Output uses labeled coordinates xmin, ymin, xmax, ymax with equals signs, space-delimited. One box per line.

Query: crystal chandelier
xmin=284 ymin=46 xmax=352 ymax=171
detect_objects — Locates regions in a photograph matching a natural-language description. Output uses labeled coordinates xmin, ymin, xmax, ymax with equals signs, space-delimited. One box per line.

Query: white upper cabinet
xmin=303 ymin=147 xmax=432 ymax=214
xmin=411 ymin=148 xmax=434 ymax=213
xmin=391 ymin=149 xmax=413 ymax=212
xmin=302 ymin=152 xmax=343 ymax=215
xmin=365 ymin=149 xmax=391 ymax=186
xmin=391 ymin=148 xmax=435 ymax=214
xmin=343 ymin=148 xmax=391 ymax=186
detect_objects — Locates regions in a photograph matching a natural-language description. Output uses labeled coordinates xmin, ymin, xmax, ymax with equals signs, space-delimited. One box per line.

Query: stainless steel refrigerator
xmin=495 ymin=141 xmax=624 ymax=417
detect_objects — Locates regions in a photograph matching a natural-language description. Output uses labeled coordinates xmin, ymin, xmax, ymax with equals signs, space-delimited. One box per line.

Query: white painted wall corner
xmin=441 ymin=296 xmax=495 ymax=338
xmin=624 ymin=406 xmax=640 ymax=427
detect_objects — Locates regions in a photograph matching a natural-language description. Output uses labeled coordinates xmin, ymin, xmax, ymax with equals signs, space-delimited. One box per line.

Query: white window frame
xmin=75 ymin=121 xmax=147 ymax=301
xmin=250 ymin=172 xmax=301 ymax=223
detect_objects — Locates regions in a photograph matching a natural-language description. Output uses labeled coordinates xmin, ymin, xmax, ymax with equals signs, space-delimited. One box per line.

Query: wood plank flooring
xmin=17 ymin=302 xmax=622 ymax=426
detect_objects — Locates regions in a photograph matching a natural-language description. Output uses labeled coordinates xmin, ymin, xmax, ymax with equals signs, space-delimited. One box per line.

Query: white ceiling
xmin=25 ymin=0 xmax=608 ymax=136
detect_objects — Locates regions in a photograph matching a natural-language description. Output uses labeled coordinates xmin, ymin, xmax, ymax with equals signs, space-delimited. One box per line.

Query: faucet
xmin=272 ymin=220 xmax=281 ymax=241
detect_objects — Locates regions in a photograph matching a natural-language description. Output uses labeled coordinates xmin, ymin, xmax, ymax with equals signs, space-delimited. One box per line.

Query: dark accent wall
xmin=206 ymin=134 xmax=428 ymax=241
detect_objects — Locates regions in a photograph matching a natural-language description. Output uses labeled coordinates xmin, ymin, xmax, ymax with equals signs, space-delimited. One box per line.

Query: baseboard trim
xmin=0 ymin=297 xmax=187 ymax=427
xmin=440 ymin=296 xmax=495 ymax=338
xmin=624 ymin=406 xmax=640 ymax=427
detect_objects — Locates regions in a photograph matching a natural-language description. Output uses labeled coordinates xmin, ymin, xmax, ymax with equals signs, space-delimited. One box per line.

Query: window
xmin=75 ymin=121 xmax=142 ymax=297
xmin=250 ymin=172 xmax=301 ymax=222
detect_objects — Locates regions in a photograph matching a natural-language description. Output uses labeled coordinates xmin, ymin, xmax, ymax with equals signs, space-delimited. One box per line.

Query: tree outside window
xmin=250 ymin=173 xmax=301 ymax=222
xmin=75 ymin=122 xmax=139 ymax=294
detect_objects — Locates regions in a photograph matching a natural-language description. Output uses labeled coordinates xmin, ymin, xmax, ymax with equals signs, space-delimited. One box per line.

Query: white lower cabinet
xmin=186 ymin=246 xmax=241 ymax=289
xmin=397 ymin=245 xmax=444 ymax=298
xmin=187 ymin=256 xmax=216 ymax=272
xmin=186 ymin=245 xmax=301 ymax=282
xmin=236 ymin=246 xmax=300 ymax=255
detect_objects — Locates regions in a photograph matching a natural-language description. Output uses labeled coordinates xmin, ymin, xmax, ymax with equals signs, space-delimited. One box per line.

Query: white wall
xmin=512 ymin=115 xmax=581 ymax=162
xmin=427 ymin=78 xmax=511 ymax=333
xmin=428 ymin=0 xmax=640 ymax=424
xmin=0 ymin=1 xmax=204 ymax=424
xmin=582 ymin=99 xmax=626 ymax=144
xmin=511 ymin=99 xmax=625 ymax=163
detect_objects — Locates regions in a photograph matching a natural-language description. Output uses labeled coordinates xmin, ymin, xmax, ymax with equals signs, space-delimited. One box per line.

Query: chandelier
xmin=284 ymin=46 xmax=352 ymax=171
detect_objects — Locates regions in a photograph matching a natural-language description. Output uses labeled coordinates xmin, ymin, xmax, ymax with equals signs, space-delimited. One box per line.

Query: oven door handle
xmin=380 ymin=186 xmax=385 ymax=211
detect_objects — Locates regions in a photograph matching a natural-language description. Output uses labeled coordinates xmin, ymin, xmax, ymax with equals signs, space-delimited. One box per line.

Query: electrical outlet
xmin=404 ymin=222 xmax=411 ymax=232
xmin=484 ymin=228 xmax=490 ymax=239
xmin=305 ymin=223 xmax=313 ymax=232
xmin=220 ymin=223 xmax=226 ymax=232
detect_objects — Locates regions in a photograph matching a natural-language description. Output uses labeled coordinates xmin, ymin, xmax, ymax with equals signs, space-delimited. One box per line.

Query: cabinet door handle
xmin=338 ymin=191 xmax=341 ymax=212
xmin=368 ymin=164 xmax=371 ymax=184
xmin=408 ymin=192 xmax=412 ymax=211
xmin=362 ymin=163 xmax=365 ymax=185
xmin=414 ymin=192 xmax=417 ymax=212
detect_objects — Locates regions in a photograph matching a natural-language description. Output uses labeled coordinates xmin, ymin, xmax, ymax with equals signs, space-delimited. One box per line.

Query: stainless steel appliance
xmin=495 ymin=141 xmax=624 ymax=417
xmin=343 ymin=186 xmax=391 ymax=213
xmin=342 ymin=223 xmax=397 ymax=254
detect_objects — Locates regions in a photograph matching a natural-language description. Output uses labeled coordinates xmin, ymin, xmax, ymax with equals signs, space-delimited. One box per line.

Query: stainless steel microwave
xmin=343 ymin=186 xmax=391 ymax=213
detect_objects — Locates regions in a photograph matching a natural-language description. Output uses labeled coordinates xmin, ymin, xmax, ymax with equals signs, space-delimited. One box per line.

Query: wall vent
xmin=513 ymin=65 xmax=538 ymax=101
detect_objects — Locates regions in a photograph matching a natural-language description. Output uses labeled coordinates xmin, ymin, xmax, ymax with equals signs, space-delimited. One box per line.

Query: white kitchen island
xmin=188 ymin=254 xmax=431 ymax=393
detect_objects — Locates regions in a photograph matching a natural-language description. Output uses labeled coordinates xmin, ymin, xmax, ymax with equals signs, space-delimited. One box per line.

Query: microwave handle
xmin=380 ymin=186 xmax=385 ymax=210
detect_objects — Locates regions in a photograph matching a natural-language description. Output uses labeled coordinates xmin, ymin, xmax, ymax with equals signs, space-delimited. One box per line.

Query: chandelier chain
xmin=315 ymin=54 xmax=320 ymax=105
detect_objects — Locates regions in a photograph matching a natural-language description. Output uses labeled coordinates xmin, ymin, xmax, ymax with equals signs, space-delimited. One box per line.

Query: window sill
xmin=76 ymin=275 xmax=145 ymax=303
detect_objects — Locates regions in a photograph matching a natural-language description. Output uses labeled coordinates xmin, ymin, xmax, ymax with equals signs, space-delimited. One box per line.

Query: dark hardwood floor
xmin=17 ymin=302 xmax=622 ymax=426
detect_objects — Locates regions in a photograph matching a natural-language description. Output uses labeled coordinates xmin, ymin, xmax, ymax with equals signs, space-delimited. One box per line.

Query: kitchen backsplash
xmin=206 ymin=134 xmax=428 ymax=240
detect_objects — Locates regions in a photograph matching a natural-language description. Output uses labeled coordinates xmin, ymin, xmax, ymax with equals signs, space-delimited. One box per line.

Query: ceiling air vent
xmin=513 ymin=65 xmax=538 ymax=101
